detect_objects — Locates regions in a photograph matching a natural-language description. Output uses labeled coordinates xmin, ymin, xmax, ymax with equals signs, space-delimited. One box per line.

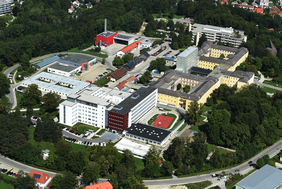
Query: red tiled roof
xmin=253 ymin=8 xmax=264 ymax=13
xmin=29 ymin=170 xmax=51 ymax=184
xmin=117 ymin=80 xmax=127 ymax=90
xmin=269 ymin=28 xmax=275 ymax=31
xmin=127 ymin=76 xmax=136 ymax=82
xmin=111 ymin=67 xmax=127 ymax=80
xmin=269 ymin=7 xmax=282 ymax=14
xmin=238 ymin=4 xmax=254 ymax=8
xmin=116 ymin=76 xmax=136 ymax=90
xmin=120 ymin=41 xmax=142 ymax=54
xmin=84 ymin=182 xmax=113 ymax=189
xmin=221 ymin=0 xmax=227 ymax=4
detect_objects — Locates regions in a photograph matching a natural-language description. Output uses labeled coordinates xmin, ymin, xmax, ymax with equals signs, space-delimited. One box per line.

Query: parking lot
xmin=0 ymin=163 xmax=19 ymax=178
xmin=102 ymin=43 xmax=126 ymax=56
xmin=74 ymin=62 xmax=109 ymax=82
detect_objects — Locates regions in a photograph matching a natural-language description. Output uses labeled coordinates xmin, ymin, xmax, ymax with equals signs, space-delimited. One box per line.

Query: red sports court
xmin=152 ymin=115 xmax=174 ymax=129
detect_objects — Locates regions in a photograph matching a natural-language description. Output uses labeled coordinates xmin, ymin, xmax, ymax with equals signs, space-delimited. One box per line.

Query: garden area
xmin=263 ymin=80 xmax=282 ymax=88
xmin=71 ymin=123 xmax=100 ymax=134
xmin=262 ymin=86 xmax=279 ymax=93
xmin=93 ymin=76 xmax=110 ymax=87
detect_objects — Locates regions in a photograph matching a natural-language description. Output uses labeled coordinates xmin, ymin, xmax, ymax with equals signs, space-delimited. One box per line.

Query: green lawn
xmin=203 ymin=105 xmax=212 ymax=112
xmin=29 ymin=127 xmax=56 ymax=153
xmin=70 ymin=142 xmax=88 ymax=153
xmin=72 ymin=123 xmax=99 ymax=134
xmin=94 ymin=76 xmax=110 ymax=87
xmin=262 ymin=87 xmax=279 ymax=93
xmin=63 ymin=47 xmax=108 ymax=58
xmin=0 ymin=180 xmax=14 ymax=189
xmin=190 ymin=126 xmax=200 ymax=132
xmin=207 ymin=143 xmax=216 ymax=153
xmin=147 ymin=114 xmax=159 ymax=125
xmin=97 ymin=129 xmax=106 ymax=135
xmin=185 ymin=181 xmax=212 ymax=189
xmin=263 ymin=80 xmax=282 ymax=88
xmin=134 ymin=157 xmax=145 ymax=171
xmin=178 ymin=123 xmax=187 ymax=131
xmin=170 ymin=115 xmax=183 ymax=130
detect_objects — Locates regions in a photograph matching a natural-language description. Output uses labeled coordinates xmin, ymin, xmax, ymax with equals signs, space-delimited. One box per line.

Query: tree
xmin=102 ymin=58 xmax=106 ymax=64
xmin=82 ymin=162 xmax=101 ymax=185
xmin=139 ymin=71 xmax=151 ymax=84
xmin=20 ymin=53 xmax=30 ymax=69
xmin=26 ymin=105 xmax=33 ymax=122
xmin=14 ymin=170 xmax=37 ymax=189
xmin=66 ymin=151 xmax=88 ymax=175
xmin=167 ymin=20 xmax=174 ymax=30
xmin=186 ymin=101 xmax=204 ymax=124
xmin=113 ymin=56 xmax=125 ymax=68
xmin=160 ymin=161 xmax=174 ymax=176
xmin=41 ymin=92 xmax=60 ymax=113
xmin=198 ymin=33 xmax=207 ymax=47
xmin=21 ymin=84 xmax=42 ymax=107
xmin=123 ymin=53 xmax=134 ymax=63
xmin=219 ymin=54 xmax=225 ymax=59
xmin=51 ymin=172 xmax=77 ymax=189
xmin=34 ymin=119 xmax=44 ymax=141
xmin=184 ymin=85 xmax=190 ymax=93
xmin=177 ymin=83 xmax=182 ymax=90
xmin=0 ymin=72 xmax=10 ymax=97
xmin=55 ymin=140 xmax=73 ymax=160
xmin=94 ymin=47 xmax=101 ymax=52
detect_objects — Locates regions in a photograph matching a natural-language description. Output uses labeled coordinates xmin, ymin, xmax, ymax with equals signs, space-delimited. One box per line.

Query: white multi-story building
xmin=59 ymin=86 xmax=131 ymax=128
xmin=189 ymin=23 xmax=247 ymax=47
xmin=21 ymin=72 xmax=90 ymax=98
xmin=176 ymin=46 xmax=198 ymax=73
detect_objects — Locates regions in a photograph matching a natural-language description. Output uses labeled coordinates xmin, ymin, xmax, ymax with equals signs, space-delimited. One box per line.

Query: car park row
xmin=0 ymin=168 xmax=18 ymax=178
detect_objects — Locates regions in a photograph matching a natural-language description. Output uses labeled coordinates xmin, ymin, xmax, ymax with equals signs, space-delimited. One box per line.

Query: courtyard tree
xmin=21 ymin=84 xmax=42 ymax=107
xmin=186 ymin=101 xmax=204 ymax=124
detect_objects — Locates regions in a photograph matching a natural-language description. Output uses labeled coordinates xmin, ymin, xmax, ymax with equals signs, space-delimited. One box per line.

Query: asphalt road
xmin=143 ymin=138 xmax=282 ymax=186
xmin=0 ymin=154 xmax=57 ymax=178
xmin=254 ymin=79 xmax=282 ymax=92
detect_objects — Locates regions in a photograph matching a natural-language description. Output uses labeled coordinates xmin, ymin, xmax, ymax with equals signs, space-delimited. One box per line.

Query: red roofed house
xmin=84 ymin=181 xmax=113 ymax=189
xmin=253 ymin=8 xmax=264 ymax=14
xmin=116 ymin=76 xmax=137 ymax=90
xmin=117 ymin=41 xmax=142 ymax=57
xmin=269 ymin=6 xmax=282 ymax=14
xmin=110 ymin=67 xmax=128 ymax=82
xmin=221 ymin=0 xmax=228 ymax=4
xmin=29 ymin=170 xmax=52 ymax=189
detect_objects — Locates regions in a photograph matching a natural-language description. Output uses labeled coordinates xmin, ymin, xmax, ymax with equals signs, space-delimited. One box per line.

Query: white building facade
xmin=59 ymin=86 xmax=131 ymax=128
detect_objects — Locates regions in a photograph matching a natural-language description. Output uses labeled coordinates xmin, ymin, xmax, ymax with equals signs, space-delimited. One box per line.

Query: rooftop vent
xmin=113 ymin=105 xmax=123 ymax=110
xmin=131 ymin=93 xmax=139 ymax=99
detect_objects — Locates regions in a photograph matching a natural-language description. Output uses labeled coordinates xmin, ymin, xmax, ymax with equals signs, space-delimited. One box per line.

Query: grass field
xmin=29 ymin=127 xmax=56 ymax=153
xmin=262 ymin=87 xmax=279 ymax=93
xmin=170 ymin=115 xmax=183 ymax=130
xmin=148 ymin=114 xmax=159 ymax=125
xmin=97 ymin=129 xmax=106 ymax=135
xmin=134 ymin=157 xmax=145 ymax=171
xmin=178 ymin=123 xmax=187 ymax=131
xmin=203 ymin=105 xmax=212 ymax=112
xmin=207 ymin=143 xmax=215 ymax=153
xmin=63 ymin=47 xmax=108 ymax=58
xmin=94 ymin=76 xmax=110 ymax=87
xmin=263 ymin=80 xmax=282 ymax=88
xmin=0 ymin=180 xmax=14 ymax=189
xmin=190 ymin=126 xmax=200 ymax=132
xmin=72 ymin=123 xmax=99 ymax=134
xmin=185 ymin=181 xmax=212 ymax=189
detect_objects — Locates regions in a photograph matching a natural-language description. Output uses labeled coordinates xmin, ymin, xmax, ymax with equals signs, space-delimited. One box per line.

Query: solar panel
xmin=37 ymin=56 xmax=59 ymax=68
xmin=33 ymin=173 xmax=41 ymax=179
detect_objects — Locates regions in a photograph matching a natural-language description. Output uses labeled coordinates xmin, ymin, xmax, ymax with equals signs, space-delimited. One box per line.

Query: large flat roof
xmin=48 ymin=63 xmax=78 ymax=72
xmin=23 ymin=72 xmax=90 ymax=95
xmin=60 ymin=54 xmax=95 ymax=64
xmin=178 ymin=46 xmax=198 ymax=58
xmin=110 ymin=86 xmax=157 ymax=115
xmin=236 ymin=164 xmax=282 ymax=189
xmin=97 ymin=31 xmax=116 ymax=38
xmin=114 ymin=34 xmax=134 ymax=40
xmin=36 ymin=56 xmax=60 ymax=68
xmin=114 ymin=138 xmax=151 ymax=158
xmin=125 ymin=123 xmax=171 ymax=143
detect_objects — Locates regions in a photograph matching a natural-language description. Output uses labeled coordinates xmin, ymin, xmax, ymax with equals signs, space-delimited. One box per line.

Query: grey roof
xmin=36 ymin=56 xmax=60 ymax=68
xmin=178 ymin=46 xmax=198 ymax=58
xmin=110 ymin=86 xmax=157 ymax=115
xmin=199 ymin=56 xmax=227 ymax=64
xmin=97 ymin=31 xmax=116 ymax=37
xmin=188 ymin=76 xmax=219 ymax=101
xmin=125 ymin=123 xmax=171 ymax=143
xmin=152 ymin=70 xmax=206 ymax=89
xmin=60 ymin=54 xmax=95 ymax=64
xmin=124 ymin=52 xmax=150 ymax=70
xmin=236 ymin=164 xmax=282 ymax=189
xmin=114 ymin=34 xmax=134 ymax=40
xmin=23 ymin=72 xmax=90 ymax=95
xmin=48 ymin=63 xmax=79 ymax=72
xmin=158 ymin=88 xmax=190 ymax=98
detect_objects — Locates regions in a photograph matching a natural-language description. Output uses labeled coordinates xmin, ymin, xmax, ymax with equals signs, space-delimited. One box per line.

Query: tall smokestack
xmin=104 ymin=19 xmax=107 ymax=32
